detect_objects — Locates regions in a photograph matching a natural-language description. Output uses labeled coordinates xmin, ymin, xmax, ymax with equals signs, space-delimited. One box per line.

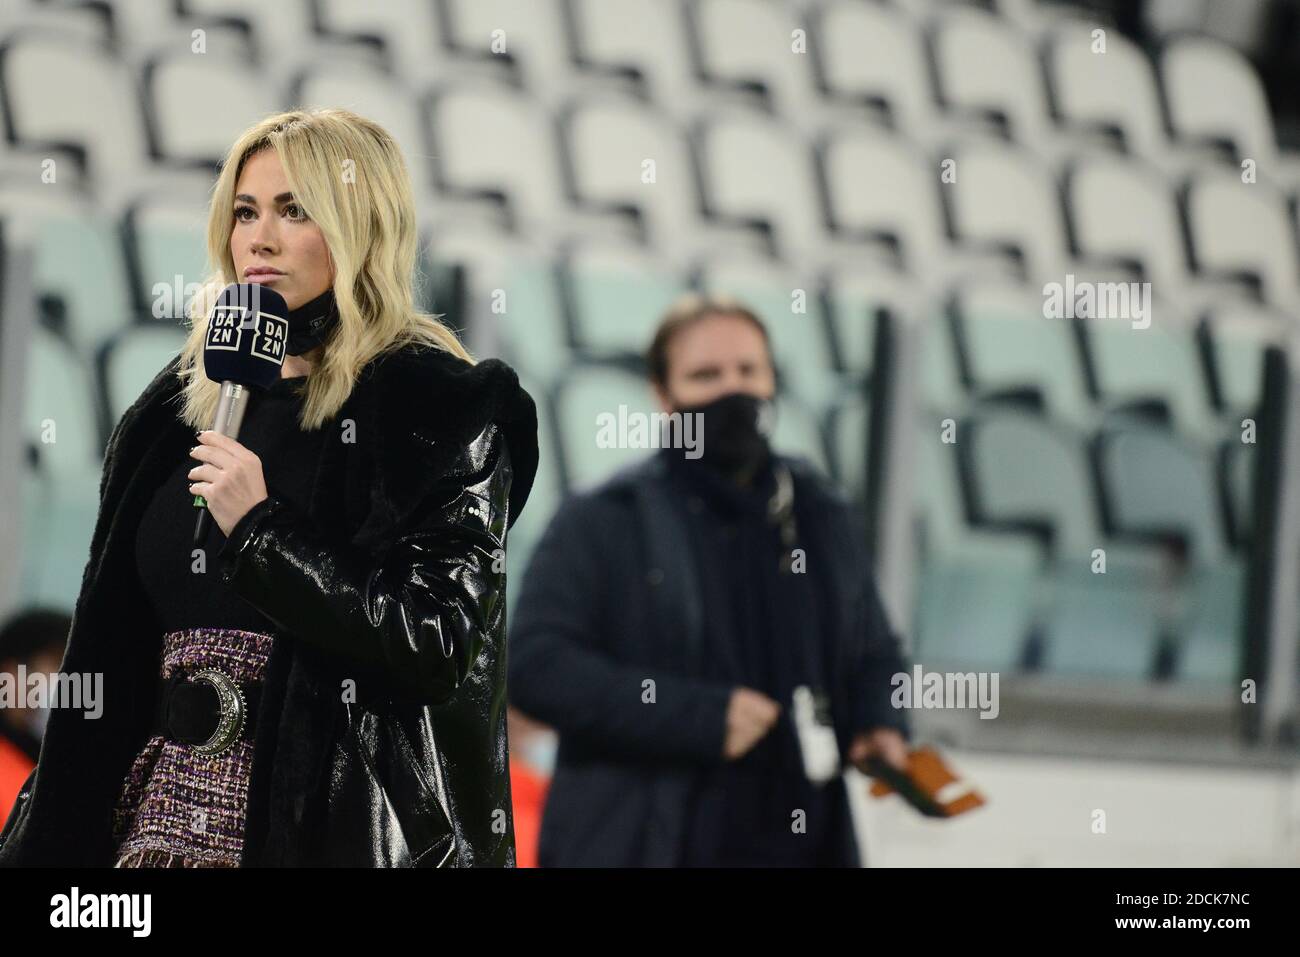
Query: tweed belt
xmin=153 ymin=668 xmax=263 ymax=757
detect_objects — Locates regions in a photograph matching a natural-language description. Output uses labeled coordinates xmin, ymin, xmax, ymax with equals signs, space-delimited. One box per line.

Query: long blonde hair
xmin=176 ymin=108 xmax=473 ymax=431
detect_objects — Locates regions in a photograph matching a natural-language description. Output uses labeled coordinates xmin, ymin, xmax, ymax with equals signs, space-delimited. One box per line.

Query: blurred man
xmin=0 ymin=609 xmax=70 ymax=821
xmin=509 ymin=294 xmax=910 ymax=867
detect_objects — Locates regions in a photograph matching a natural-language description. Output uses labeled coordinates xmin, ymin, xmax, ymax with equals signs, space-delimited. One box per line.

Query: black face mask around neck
xmin=671 ymin=391 xmax=776 ymax=482
xmin=285 ymin=288 xmax=340 ymax=356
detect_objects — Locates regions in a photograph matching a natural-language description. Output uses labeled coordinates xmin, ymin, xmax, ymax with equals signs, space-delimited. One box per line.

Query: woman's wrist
xmin=218 ymin=495 xmax=282 ymax=561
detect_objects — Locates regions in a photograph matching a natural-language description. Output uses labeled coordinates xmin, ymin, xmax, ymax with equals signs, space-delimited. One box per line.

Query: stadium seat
xmin=443 ymin=0 xmax=576 ymax=97
xmin=315 ymin=0 xmax=451 ymax=85
xmin=815 ymin=0 xmax=936 ymax=132
xmin=821 ymin=128 xmax=946 ymax=272
xmin=100 ymin=324 xmax=186 ymax=423
xmin=123 ymin=195 xmax=211 ymax=321
xmin=0 ymin=32 xmax=148 ymax=191
xmin=427 ymin=82 xmax=568 ymax=235
xmin=552 ymin=362 xmax=658 ymax=490
xmin=426 ymin=226 xmax=572 ymax=383
xmin=1092 ymin=423 xmax=1245 ymax=684
xmin=963 ymin=409 xmax=1100 ymax=552
xmin=930 ymin=8 xmax=1054 ymax=146
xmin=293 ymin=65 xmax=434 ymax=195
xmin=1046 ymin=23 xmax=1169 ymax=161
xmin=912 ymin=420 xmax=1043 ymax=670
xmin=25 ymin=326 xmax=102 ymax=474
xmin=1066 ymin=155 xmax=1189 ymax=294
xmin=962 ymin=408 xmax=1169 ymax=677
xmin=18 ymin=463 xmax=100 ymax=608
xmin=1082 ymin=314 xmax=1218 ymax=439
xmin=1201 ymin=303 xmax=1285 ymax=419
xmin=563 ymin=97 xmax=700 ymax=250
xmin=0 ymin=191 xmax=135 ymax=354
xmin=567 ymin=0 xmax=697 ymax=112
xmin=690 ymin=0 xmax=822 ymax=122
xmin=950 ymin=277 xmax=1094 ymax=429
xmin=1161 ymin=36 xmax=1279 ymax=169
xmin=943 ymin=140 xmax=1071 ymax=283
xmin=1184 ymin=171 xmax=1300 ymax=310
xmin=0 ymin=3 xmax=110 ymax=45
xmin=694 ymin=113 xmax=827 ymax=262
xmin=181 ymin=0 xmax=314 ymax=53
xmin=1039 ymin=565 xmax=1163 ymax=679
xmin=145 ymin=53 xmax=284 ymax=168
xmin=560 ymin=243 xmax=689 ymax=357
xmin=822 ymin=268 xmax=925 ymax=382
xmin=1093 ymin=423 xmax=1229 ymax=563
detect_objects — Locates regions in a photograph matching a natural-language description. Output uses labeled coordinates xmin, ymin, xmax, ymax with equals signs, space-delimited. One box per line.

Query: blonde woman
xmin=0 ymin=109 xmax=539 ymax=867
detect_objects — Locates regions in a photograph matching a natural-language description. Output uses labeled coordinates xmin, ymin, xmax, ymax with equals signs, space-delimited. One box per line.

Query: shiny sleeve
xmin=217 ymin=431 xmax=512 ymax=706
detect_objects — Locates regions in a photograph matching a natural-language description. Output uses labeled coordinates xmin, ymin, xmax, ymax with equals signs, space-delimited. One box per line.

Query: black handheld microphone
xmin=192 ymin=283 xmax=290 ymax=547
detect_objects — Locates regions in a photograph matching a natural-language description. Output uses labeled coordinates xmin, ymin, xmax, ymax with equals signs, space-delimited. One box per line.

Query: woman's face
xmin=229 ymin=148 xmax=335 ymax=310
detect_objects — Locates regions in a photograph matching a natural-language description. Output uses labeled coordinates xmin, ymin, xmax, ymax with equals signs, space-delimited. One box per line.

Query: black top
xmin=135 ymin=375 xmax=332 ymax=635
xmin=661 ymin=447 xmax=848 ymax=867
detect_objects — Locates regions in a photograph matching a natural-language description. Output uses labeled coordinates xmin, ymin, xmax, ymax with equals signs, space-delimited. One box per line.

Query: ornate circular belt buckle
xmin=190 ymin=668 xmax=246 ymax=757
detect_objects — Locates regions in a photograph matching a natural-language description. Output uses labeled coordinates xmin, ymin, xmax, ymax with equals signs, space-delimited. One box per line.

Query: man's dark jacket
xmin=0 ymin=343 xmax=538 ymax=867
xmin=508 ymin=452 xmax=910 ymax=867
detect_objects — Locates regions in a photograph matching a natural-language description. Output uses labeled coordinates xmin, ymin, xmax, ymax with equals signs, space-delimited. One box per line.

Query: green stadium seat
xmin=26 ymin=327 xmax=101 ymax=474
xmin=101 ymin=325 xmax=186 ymax=422
xmin=552 ymin=363 xmax=657 ymax=491
xmin=953 ymin=278 xmax=1094 ymax=429
xmin=126 ymin=199 xmax=211 ymax=320
xmin=561 ymin=246 xmax=688 ymax=356
xmin=912 ymin=421 xmax=1043 ymax=670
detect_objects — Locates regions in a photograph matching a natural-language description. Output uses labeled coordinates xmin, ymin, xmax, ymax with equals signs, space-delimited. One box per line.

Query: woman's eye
xmin=234 ymin=206 xmax=254 ymax=222
xmin=284 ymin=203 xmax=306 ymax=220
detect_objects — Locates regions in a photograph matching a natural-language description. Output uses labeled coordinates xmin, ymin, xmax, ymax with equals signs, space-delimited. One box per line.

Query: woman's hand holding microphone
xmin=187 ymin=430 xmax=269 ymax=537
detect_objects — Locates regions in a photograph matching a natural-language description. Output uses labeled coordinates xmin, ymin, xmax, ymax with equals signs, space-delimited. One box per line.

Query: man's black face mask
xmin=673 ymin=391 xmax=776 ymax=479
xmin=285 ymin=287 xmax=340 ymax=356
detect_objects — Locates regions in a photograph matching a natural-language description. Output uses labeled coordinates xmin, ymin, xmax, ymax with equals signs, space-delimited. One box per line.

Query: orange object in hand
xmin=866 ymin=745 xmax=986 ymax=818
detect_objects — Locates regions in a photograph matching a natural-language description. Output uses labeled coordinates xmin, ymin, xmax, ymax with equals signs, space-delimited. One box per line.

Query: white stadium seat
xmin=694 ymin=113 xmax=827 ymax=262
xmin=821 ymin=127 xmax=947 ymax=272
xmin=1047 ymin=23 xmax=1169 ymax=162
xmin=1184 ymin=171 xmax=1300 ymax=310
xmin=146 ymin=53 xmax=284 ymax=167
xmin=943 ymin=140 xmax=1071 ymax=283
xmin=1161 ymin=36 xmax=1279 ymax=169
xmin=293 ymin=65 xmax=434 ymax=195
xmin=568 ymin=0 xmax=697 ymax=113
xmin=815 ymin=0 xmax=937 ymax=133
xmin=563 ymin=97 xmax=700 ymax=251
xmin=427 ymin=82 xmax=567 ymax=235
xmin=931 ymin=8 xmax=1054 ymax=145
xmin=0 ymin=33 xmax=148 ymax=191
xmin=1066 ymin=154 xmax=1188 ymax=294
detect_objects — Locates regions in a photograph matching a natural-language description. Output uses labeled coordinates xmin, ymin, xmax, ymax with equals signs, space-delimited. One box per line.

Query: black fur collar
xmin=360 ymin=344 xmax=539 ymax=534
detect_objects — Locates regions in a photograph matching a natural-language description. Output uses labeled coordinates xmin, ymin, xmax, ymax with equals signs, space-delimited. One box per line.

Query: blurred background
xmin=0 ymin=0 xmax=1298 ymax=865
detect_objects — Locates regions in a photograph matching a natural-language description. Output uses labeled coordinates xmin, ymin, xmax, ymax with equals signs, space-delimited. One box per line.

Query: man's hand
xmin=188 ymin=429 xmax=269 ymax=537
xmin=846 ymin=727 xmax=909 ymax=776
xmin=722 ymin=687 xmax=781 ymax=760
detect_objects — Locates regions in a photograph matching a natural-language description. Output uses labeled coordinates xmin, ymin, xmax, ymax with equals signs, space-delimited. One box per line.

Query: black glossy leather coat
xmin=0 ymin=343 xmax=539 ymax=867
